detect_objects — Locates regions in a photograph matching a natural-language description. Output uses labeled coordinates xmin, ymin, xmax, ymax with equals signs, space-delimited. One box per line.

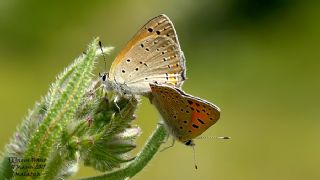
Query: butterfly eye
xmin=100 ymin=73 xmax=108 ymax=81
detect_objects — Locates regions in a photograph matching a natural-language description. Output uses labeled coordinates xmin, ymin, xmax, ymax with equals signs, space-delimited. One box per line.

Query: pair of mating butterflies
xmin=101 ymin=14 xmax=220 ymax=146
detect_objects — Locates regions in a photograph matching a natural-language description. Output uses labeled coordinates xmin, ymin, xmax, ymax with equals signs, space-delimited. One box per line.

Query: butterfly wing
xmin=176 ymin=88 xmax=220 ymax=142
xmin=150 ymin=83 xmax=192 ymax=140
xmin=150 ymin=84 xmax=220 ymax=143
xmin=109 ymin=14 xmax=186 ymax=95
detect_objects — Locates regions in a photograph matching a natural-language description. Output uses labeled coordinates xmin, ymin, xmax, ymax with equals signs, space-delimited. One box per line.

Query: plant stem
xmin=79 ymin=123 xmax=168 ymax=180
xmin=42 ymin=148 xmax=64 ymax=180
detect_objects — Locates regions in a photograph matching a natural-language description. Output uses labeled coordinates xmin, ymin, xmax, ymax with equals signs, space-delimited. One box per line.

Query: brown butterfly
xmin=101 ymin=14 xmax=186 ymax=96
xmin=149 ymin=83 xmax=221 ymax=146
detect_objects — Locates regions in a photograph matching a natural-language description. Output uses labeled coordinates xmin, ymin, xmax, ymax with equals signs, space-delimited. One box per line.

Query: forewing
xmin=109 ymin=14 xmax=186 ymax=94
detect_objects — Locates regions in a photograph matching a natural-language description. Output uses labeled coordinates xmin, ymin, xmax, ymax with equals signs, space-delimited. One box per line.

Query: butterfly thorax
xmin=101 ymin=72 xmax=146 ymax=97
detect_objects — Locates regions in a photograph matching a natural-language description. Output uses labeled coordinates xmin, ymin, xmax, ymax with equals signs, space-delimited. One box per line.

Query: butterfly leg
xmin=160 ymin=138 xmax=175 ymax=152
xmin=113 ymin=95 xmax=123 ymax=117
xmin=86 ymin=77 xmax=106 ymax=95
xmin=113 ymin=92 xmax=138 ymax=118
xmin=156 ymin=121 xmax=175 ymax=152
xmin=128 ymin=94 xmax=139 ymax=106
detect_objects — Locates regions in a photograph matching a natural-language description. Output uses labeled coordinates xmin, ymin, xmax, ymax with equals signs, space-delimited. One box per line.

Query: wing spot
xmin=192 ymin=124 xmax=199 ymax=128
xmin=197 ymin=118 xmax=205 ymax=124
xmin=210 ymin=117 xmax=213 ymax=120
xmin=179 ymin=126 xmax=183 ymax=129
xmin=140 ymin=44 xmax=144 ymax=48
xmin=126 ymin=59 xmax=131 ymax=62
xmin=186 ymin=110 xmax=190 ymax=113
xmin=148 ymin=28 xmax=153 ymax=32
xmin=156 ymin=30 xmax=161 ymax=35
xmin=162 ymin=52 xmax=165 ymax=55
xmin=188 ymin=100 xmax=193 ymax=105
xmin=145 ymin=77 xmax=148 ymax=80
xmin=168 ymin=65 xmax=171 ymax=68
xmin=122 ymin=70 xmax=125 ymax=73
xmin=196 ymin=110 xmax=200 ymax=113
xmin=196 ymin=103 xmax=200 ymax=107
xmin=207 ymin=113 xmax=210 ymax=115
xmin=144 ymin=63 xmax=148 ymax=67
xmin=190 ymin=107 xmax=195 ymax=111
xmin=135 ymin=68 xmax=139 ymax=71
xmin=163 ymin=57 xmax=167 ymax=61
xmin=139 ymin=61 xmax=143 ymax=64
xmin=156 ymin=48 xmax=160 ymax=51
xmin=173 ymin=115 xmax=177 ymax=119
xmin=181 ymin=108 xmax=183 ymax=111
xmin=146 ymin=48 xmax=150 ymax=51
xmin=183 ymin=121 xmax=187 ymax=124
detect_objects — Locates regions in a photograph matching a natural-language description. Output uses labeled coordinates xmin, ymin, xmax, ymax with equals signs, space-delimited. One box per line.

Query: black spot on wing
xmin=197 ymin=118 xmax=205 ymax=124
xmin=192 ymin=124 xmax=199 ymax=128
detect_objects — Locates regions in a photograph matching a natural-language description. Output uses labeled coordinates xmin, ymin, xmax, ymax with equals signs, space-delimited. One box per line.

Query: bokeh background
xmin=1 ymin=0 xmax=319 ymax=179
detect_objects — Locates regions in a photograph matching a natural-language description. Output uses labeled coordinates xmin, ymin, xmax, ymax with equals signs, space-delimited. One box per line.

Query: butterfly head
xmin=99 ymin=72 xmax=109 ymax=82
xmin=99 ymin=72 xmax=115 ymax=91
xmin=184 ymin=139 xmax=195 ymax=147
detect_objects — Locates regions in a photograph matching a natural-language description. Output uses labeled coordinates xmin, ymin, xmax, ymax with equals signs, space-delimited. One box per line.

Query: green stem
xmin=42 ymin=149 xmax=64 ymax=180
xmin=79 ymin=123 xmax=168 ymax=180
xmin=0 ymin=157 xmax=14 ymax=179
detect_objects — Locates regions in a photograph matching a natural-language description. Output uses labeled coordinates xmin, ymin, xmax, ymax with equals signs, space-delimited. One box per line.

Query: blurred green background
xmin=1 ymin=0 xmax=319 ymax=179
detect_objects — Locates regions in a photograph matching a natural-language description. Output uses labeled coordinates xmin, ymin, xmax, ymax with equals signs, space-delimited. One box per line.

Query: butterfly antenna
xmin=196 ymin=136 xmax=231 ymax=140
xmin=98 ymin=41 xmax=107 ymax=72
xmin=192 ymin=145 xmax=198 ymax=169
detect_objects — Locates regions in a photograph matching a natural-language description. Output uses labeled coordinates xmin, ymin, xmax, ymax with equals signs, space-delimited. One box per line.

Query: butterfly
xmin=149 ymin=83 xmax=221 ymax=146
xmin=101 ymin=14 xmax=186 ymax=96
